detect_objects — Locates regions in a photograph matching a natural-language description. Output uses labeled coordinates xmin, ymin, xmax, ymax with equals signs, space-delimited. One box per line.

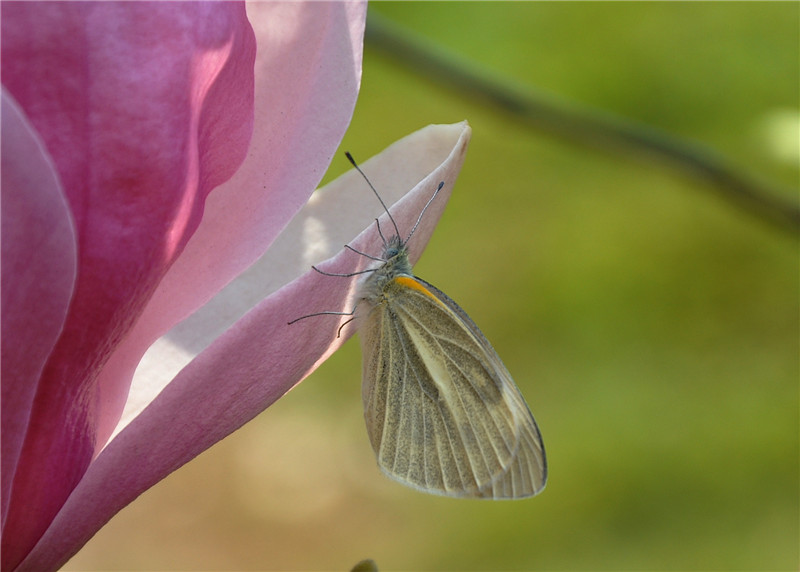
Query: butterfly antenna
xmin=405 ymin=181 xmax=444 ymax=243
xmin=345 ymin=151 xmax=401 ymax=239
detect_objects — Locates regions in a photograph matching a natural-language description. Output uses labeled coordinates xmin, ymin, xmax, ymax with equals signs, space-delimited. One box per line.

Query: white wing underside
xmin=360 ymin=276 xmax=547 ymax=499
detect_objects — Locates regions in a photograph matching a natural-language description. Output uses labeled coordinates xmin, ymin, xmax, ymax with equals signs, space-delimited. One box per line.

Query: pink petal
xmin=1 ymin=3 xmax=255 ymax=569
xmin=93 ymin=0 xmax=368 ymax=449
xmin=0 ymin=92 xmax=77 ymax=525
xmin=23 ymin=122 xmax=471 ymax=571
xmin=12 ymin=2 xmax=366 ymax=569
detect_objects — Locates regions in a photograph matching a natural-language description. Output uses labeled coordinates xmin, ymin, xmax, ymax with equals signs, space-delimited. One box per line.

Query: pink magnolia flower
xmin=1 ymin=1 xmax=472 ymax=570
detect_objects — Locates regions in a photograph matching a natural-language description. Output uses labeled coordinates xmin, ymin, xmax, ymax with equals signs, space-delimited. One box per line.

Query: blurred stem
xmin=365 ymin=12 xmax=800 ymax=236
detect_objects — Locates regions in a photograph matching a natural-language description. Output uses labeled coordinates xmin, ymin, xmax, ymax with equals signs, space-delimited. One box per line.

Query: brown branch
xmin=365 ymin=12 xmax=800 ymax=236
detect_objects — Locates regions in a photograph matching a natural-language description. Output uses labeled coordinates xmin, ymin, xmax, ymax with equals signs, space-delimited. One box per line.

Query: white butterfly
xmin=294 ymin=153 xmax=547 ymax=499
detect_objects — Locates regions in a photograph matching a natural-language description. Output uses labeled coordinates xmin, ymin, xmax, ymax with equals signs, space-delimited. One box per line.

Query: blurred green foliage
xmin=67 ymin=3 xmax=798 ymax=571
xmin=325 ymin=3 xmax=799 ymax=570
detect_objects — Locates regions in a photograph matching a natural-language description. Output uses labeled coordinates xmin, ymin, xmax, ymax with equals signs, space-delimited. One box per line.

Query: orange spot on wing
xmin=394 ymin=276 xmax=442 ymax=304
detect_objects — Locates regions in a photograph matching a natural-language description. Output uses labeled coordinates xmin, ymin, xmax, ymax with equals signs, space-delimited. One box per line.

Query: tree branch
xmin=366 ymin=12 xmax=800 ymax=235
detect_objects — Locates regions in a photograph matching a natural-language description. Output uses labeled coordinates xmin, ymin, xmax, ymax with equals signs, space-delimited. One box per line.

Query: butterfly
xmin=291 ymin=152 xmax=547 ymax=499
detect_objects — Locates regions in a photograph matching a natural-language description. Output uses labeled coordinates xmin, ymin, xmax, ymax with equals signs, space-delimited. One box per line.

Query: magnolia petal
xmin=1 ymin=3 xmax=256 ymax=569
xmin=24 ymin=121 xmax=471 ymax=572
xmin=0 ymin=92 xmax=77 ymax=524
xmin=14 ymin=2 xmax=366 ymax=569
xmin=93 ymin=0 xmax=368 ymax=449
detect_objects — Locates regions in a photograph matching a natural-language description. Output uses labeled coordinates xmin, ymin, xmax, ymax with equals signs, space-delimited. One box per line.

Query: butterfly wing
xmin=358 ymin=275 xmax=547 ymax=499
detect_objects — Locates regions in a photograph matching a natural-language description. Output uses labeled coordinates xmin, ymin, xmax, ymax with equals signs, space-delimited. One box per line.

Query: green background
xmin=68 ymin=3 xmax=798 ymax=570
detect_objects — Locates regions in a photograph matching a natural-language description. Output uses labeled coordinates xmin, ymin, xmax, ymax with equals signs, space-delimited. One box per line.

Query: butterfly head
xmin=381 ymin=234 xmax=406 ymax=261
